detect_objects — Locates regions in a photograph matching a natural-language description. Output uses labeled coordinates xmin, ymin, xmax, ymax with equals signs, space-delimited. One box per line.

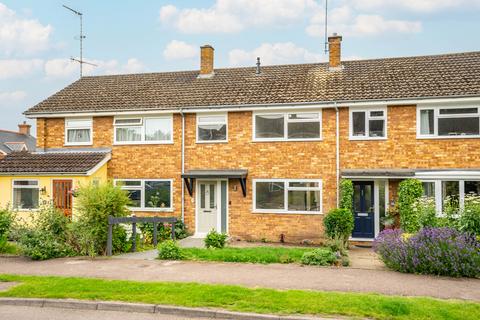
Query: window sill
xmin=195 ymin=140 xmax=228 ymax=144
xmin=64 ymin=143 xmax=93 ymax=146
xmin=349 ymin=137 xmax=387 ymax=141
xmin=252 ymin=138 xmax=323 ymax=143
xmin=128 ymin=207 xmax=174 ymax=212
xmin=416 ymin=135 xmax=480 ymax=140
xmin=113 ymin=141 xmax=174 ymax=146
xmin=252 ymin=210 xmax=323 ymax=215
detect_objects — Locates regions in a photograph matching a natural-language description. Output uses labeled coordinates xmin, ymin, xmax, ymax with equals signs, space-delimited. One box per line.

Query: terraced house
xmin=1 ymin=35 xmax=480 ymax=242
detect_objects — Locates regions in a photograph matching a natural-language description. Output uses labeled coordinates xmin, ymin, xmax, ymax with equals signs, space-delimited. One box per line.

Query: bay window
xmin=13 ymin=180 xmax=39 ymax=210
xmin=197 ymin=114 xmax=227 ymax=142
xmin=350 ymin=108 xmax=387 ymax=139
xmin=65 ymin=118 xmax=92 ymax=145
xmin=115 ymin=179 xmax=172 ymax=211
xmin=114 ymin=116 xmax=172 ymax=144
xmin=253 ymin=179 xmax=322 ymax=214
xmin=254 ymin=111 xmax=321 ymax=141
xmin=418 ymin=106 xmax=480 ymax=138
xmin=420 ymin=179 xmax=480 ymax=213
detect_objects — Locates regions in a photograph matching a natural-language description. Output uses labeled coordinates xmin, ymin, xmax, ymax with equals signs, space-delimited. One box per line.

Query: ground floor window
xmin=115 ymin=179 xmax=172 ymax=211
xmin=13 ymin=180 xmax=39 ymax=210
xmin=420 ymin=179 xmax=480 ymax=213
xmin=253 ymin=179 xmax=322 ymax=214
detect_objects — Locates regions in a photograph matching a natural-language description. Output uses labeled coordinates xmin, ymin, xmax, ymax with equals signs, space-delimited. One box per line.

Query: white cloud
xmin=163 ymin=40 xmax=197 ymax=60
xmin=346 ymin=0 xmax=480 ymax=13
xmin=45 ymin=58 xmax=146 ymax=78
xmin=0 ymin=3 xmax=52 ymax=55
xmin=159 ymin=0 xmax=319 ymax=33
xmin=0 ymin=59 xmax=43 ymax=79
xmin=229 ymin=42 xmax=323 ymax=67
xmin=307 ymin=5 xmax=422 ymax=37
xmin=0 ymin=90 xmax=27 ymax=103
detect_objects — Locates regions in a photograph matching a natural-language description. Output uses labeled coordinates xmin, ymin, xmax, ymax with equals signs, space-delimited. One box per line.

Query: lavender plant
xmin=374 ymin=228 xmax=480 ymax=278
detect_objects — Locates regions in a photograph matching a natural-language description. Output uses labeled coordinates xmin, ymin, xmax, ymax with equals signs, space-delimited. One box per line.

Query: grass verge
xmin=0 ymin=274 xmax=478 ymax=320
xmin=180 ymin=246 xmax=312 ymax=264
xmin=0 ymin=241 xmax=21 ymax=255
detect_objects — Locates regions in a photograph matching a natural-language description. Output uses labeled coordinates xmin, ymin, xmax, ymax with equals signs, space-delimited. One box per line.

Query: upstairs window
xmin=65 ymin=118 xmax=92 ymax=145
xmin=418 ymin=106 xmax=480 ymax=138
xmin=114 ymin=116 xmax=173 ymax=144
xmin=197 ymin=114 xmax=227 ymax=142
xmin=350 ymin=108 xmax=387 ymax=139
xmin=254 ymin=111 xmax=321 ymax=141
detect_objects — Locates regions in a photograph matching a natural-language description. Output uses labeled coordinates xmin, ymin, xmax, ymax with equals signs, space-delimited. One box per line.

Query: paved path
xmin=0 ymin=305 xmax=212 ymax=320
xmin=1 ymin=257 xmax=479 ymax=301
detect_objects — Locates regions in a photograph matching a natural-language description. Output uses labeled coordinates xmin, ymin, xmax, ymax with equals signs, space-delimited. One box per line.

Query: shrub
xmin=459 ymin=194 xmax=480 ymax=235
xmin=411 ymin=197 xmax=438 ymax=229
xmin=323 ymin=208 xmax=354 ymax=245
xmin=0 ymin=207 xmax=14 ymax=246
xmin=374 ymin=228 xmax=480 ymax=278
xmin=301 ymin=248 xmax=337 ymax=266
xmin=74 ymin=182 xmax=131 ymax=256
xmin=17 ymin=205 xmax=74 ymax=260
xmin=398 ymin=179 xmax=423 ymax=233
xmin=339 ymin=179 xmax=354 ymax=212
xmin=204 ymin=230 xmax=228 ymax=249
xmin=158 ymin=240 xmax=183 ymax=260
xmin=139 ymin=220 xmax=188 ymax=244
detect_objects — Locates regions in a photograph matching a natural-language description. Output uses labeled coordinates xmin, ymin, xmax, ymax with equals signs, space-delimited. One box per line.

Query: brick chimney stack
xmin=199 ymin=45 xmax=214 ymax=78
xmin=328 ymin=33 xmax=343 ymax=70
xmin=18 ymin=121 xmax=31 ymax=136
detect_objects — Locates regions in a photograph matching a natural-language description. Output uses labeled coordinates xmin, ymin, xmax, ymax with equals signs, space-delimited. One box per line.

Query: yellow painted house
xmin=0 ymin=151 xmax=110 ymax=220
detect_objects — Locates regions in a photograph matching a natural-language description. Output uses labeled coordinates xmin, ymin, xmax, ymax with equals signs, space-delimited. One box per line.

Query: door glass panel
xmin=442 ymin=181 xmax=459 ymax=212
xmin=353 ymin=184 xmax=362 ymax=212
xmin=209 ymin=184 xmax=216 ymax=208
xmin=200 ymin=184 xmax=206 ymax=209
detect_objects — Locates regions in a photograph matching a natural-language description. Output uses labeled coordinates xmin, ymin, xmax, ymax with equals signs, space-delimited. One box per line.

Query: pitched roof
xmin=0 ymin=130 xmax=36 ymax=154
xmin=25 ymin=51 xmax=480 ymax=116
xmin=0 ymin=151 xmax=110 ymax=175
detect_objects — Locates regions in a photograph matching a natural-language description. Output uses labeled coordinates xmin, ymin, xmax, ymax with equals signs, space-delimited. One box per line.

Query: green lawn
xmin=180 ymin=246 xmax=312 ymax=264
xmin=0 ymin=241 xmax=21 ymax=255
xmin=0 ymin=274 xmax=478 ymax=320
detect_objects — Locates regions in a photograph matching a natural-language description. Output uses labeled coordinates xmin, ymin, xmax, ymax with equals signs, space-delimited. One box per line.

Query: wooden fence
xmin=107 ymin=215 xmax=177 ymax=256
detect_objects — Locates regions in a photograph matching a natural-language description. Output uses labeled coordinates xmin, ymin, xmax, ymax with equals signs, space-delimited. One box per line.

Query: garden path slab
xmin=1 ymin=256 xmax=479 ymax=301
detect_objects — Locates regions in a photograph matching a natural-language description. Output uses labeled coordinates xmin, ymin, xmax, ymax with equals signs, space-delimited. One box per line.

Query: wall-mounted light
xmin=40 ymin=186 xmax=47 ymax=195
xmin=233 ymin=185 xmax=238 ymax=191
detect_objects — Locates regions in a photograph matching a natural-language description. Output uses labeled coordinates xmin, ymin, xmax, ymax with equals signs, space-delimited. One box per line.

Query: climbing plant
xmin=398 ymin=179 xmax=423 ymax=233
xmin=339 ymin=179 xmax=354 ymax=213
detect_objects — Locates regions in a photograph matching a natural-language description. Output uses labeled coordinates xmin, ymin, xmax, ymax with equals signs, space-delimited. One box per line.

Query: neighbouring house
xmin=0 ymin=35 xmax=479 ymax=243
xmin=0 ymin=122 xmax=36 ymax=158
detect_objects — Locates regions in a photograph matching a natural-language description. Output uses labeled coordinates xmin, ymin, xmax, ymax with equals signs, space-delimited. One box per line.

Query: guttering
xmin=334 ymin=101 xmax=340 ymax=208
xmin=24 ymin=95 xmax=480 ymax=118
xmin=180 ymin=108 xmax=185 ymax=223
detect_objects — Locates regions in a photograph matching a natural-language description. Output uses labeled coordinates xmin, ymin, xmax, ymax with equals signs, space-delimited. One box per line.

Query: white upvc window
xmin=65 ymin=118 xmax=93 ymax=145
xmin=349 ymin=107 xmax=387 ymax=140
xmin=114 ymin=116 xmax=173 ymax=144
xmin=253 ymin=111 xmax=322 ymax=141
xmin=12 ymin=180 xmax=40 ymax=210
xmin=417 ymin=105 xmax=480 ymax=138
xmin=196 ymin=113 xmax=228 ymax=143
xmin=114 ymin=179 xmax=173 ymax=212
xmin=253 ymin=179 xmax=322 ymax=214
xmin=419 ymin=179 xmax=480 ymax=214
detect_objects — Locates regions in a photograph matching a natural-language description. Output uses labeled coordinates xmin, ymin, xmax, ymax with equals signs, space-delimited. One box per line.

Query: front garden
xmin=374 ymin=179 xmax=480 ymax=278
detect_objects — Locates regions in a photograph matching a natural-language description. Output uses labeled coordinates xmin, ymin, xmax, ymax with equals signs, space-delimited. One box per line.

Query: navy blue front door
xmin=352 ymin=181 xmax=375 ymax=239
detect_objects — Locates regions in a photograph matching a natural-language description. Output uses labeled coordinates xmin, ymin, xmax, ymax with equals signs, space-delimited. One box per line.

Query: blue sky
xmin=1 ymin=0 xmax=480 ymax=135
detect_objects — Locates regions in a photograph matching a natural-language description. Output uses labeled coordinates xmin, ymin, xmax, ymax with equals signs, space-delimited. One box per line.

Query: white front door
xmin=197 ymin=181 xmax=218 ymax=234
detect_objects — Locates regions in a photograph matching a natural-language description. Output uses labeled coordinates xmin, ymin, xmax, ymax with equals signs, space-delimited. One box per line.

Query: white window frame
xmin=252 ymin=178 xmax=322 ymax=214
xmin=349 ymin=107 xmax=387 ymax=140
xmin=196 ymin=113 xmax=228 ymax=143
xmin=12 ymin=179 xmax=40 ymax=211
xmin=252 ymin=110 xmax=322 ymax=142
xmin=113 ymin=115 xmax=173 ymax=145
xmin=114 ymin=179 xmax=173 ymax=212
xmin=416 ymin=105 xmax=480 ymax=139
xmin=64 ymin=118 xmax=93 ymax=146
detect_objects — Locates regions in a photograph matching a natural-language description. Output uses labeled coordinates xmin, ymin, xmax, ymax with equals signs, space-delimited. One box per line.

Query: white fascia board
xmin=24 ymin=96 xmax=480 ymax=118
xmin=415 ymin=171 xmax=480 ymax=180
